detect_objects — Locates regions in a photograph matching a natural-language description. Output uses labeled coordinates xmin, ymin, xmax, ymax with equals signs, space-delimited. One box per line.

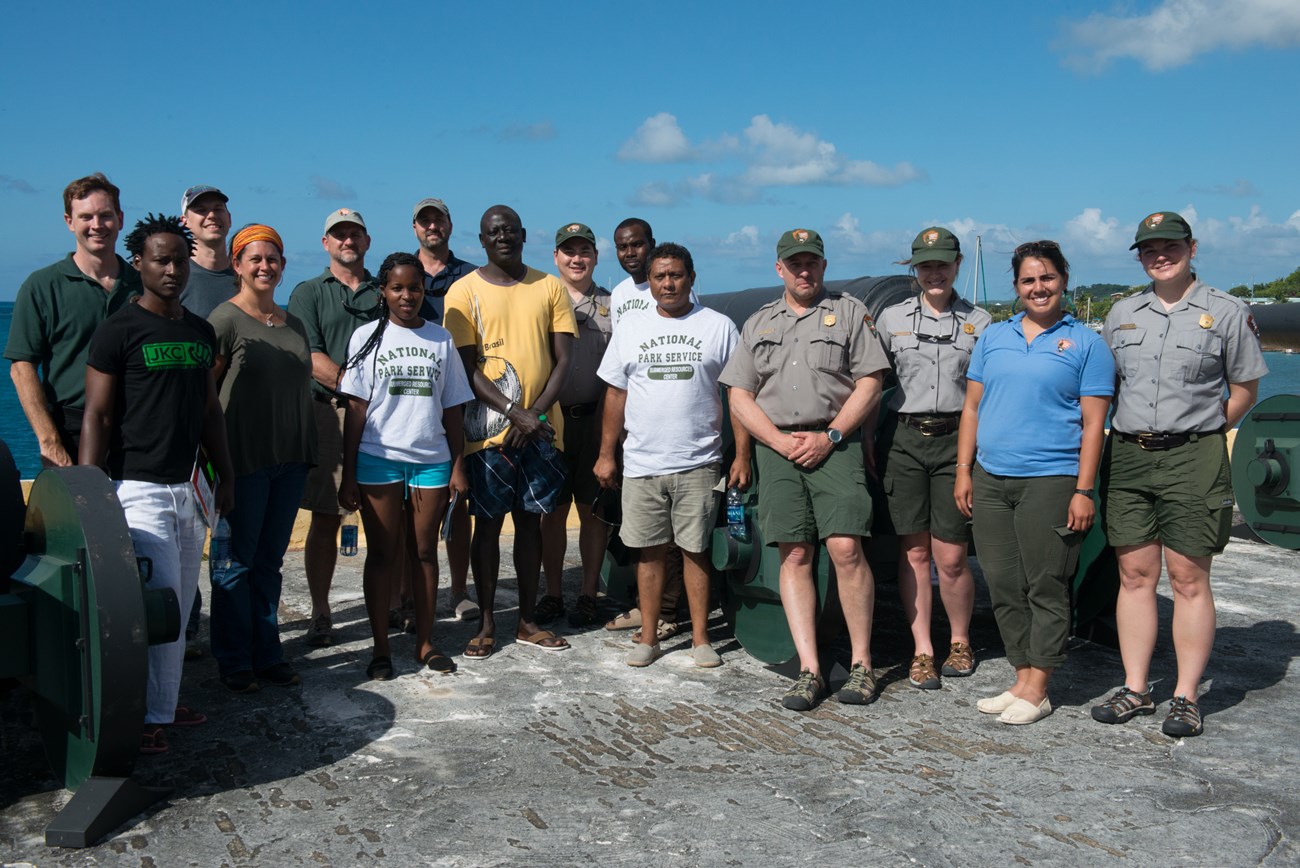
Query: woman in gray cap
xmin=875 ymin=228 xmax=991 ymax=690
xmin=1092 ymin=212 xmax=1268 ymax=738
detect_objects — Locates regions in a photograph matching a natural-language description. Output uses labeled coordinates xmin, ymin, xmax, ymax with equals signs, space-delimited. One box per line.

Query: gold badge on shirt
xmin=1199 ymin=313 xmax=1214 ymax=329
xmin=597 ymin=304 xmax=609 ymax=317
xmin=963 ymin=323 xmax=975 ymax=335
xmin=823 ymin=314 xmax=837 ymax=327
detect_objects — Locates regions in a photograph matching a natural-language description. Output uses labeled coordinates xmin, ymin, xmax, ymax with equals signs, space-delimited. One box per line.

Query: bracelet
xmin=538 ymin=413 xmax=548 ymax=423
xmin=956 ymin=463 xmax=973 ymax=468
xmin=503 ymin=400 xmax=515 ymax=416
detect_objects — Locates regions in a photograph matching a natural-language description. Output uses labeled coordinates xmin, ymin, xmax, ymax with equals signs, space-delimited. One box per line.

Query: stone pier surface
xmin=2 ymin=526 xmax=1297 ymax=865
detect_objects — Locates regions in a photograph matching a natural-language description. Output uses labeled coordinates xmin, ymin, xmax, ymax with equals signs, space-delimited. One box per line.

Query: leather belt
xmin=1116 ymin=431 xmax=1205 ymax=451
xmin=313 ymin=392 xmax=342 ymax=408
xmin=899 ymin=413 xmax=960 ymax=436
xmin=560 ymin=402 xmax=599 ymax=419
xmin=783 ymin=423 xmax=832 ymax=432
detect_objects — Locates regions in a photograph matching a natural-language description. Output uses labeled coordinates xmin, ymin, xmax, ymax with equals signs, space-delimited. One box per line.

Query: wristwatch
xmin=1074 ymin=488 xmax=1095 ymax=498
xmin=826 ymin=428 xmax=843 ymax=445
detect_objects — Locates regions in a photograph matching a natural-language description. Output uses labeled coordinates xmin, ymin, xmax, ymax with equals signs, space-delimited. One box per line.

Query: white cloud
xmin=618 ymin=113 xmax=693 ymax=162
xmin=742 ymin=116 xmax=922 ymax=187
xmin=629 ymin=181 xmax=683 ymax=207
xmin=722 ymin=225 xmax=760 ymax=250
xmin=621 ymin=113 xmax=923 ymax=206
xmin=831 ymin=212 xmax=912 ymax=257
xmin=1061 ymin=0 xmax=1300 ymax=72
xmin=1063 ymin=207 xmax=1125 ymax=254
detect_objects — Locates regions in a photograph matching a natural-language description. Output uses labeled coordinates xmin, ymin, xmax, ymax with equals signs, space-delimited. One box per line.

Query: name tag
xmin=891 ymin=331 xmax=912 ymax=337
xmin=1116 ymin=323 xmax=1137 ymax=330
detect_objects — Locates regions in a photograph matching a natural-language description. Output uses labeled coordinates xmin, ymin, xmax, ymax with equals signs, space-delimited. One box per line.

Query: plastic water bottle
xmin=211 ymin=518 xmax=233 ymax=570
xmin=726 ymin=487 xmax=750 ymax=543
xmin=340 ymin=512 xmax=359 ymax=556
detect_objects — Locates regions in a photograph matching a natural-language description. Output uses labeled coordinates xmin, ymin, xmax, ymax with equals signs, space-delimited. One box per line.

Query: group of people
xmin=4 ymin=173 xmax=1265 ymax=755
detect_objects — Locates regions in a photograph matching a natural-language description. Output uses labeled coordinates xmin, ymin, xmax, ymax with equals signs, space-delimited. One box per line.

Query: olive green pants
xmin=972 ymin=466 xmax=1080 ymax=669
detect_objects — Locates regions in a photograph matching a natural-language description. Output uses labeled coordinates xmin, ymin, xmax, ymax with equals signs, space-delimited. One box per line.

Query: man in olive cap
xmin=721 ymin=228 xmax=890 ymax=711
xmin=287 ymin=208 xmax=380 ymax=648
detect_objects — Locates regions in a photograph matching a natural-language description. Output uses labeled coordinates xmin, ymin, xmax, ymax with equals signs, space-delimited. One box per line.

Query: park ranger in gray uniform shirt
xmin=722 ymin=227 xmax=890 ymax=712
xmin=875 ymin=226 xmax=992 ymax=692
xmin=1093 ymin=210 xmax=1268 ymax=739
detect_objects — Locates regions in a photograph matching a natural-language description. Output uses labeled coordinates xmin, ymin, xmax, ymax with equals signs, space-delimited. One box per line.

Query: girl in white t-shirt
xmin=339 ymin=252 xmax=474 ymax=680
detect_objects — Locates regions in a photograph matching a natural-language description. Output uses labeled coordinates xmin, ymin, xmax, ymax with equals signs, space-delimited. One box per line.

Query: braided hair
xmin=341 ymin=251 xmax=425 ymax=398
xmin=123 ymin=213 xmax=194 ymax=257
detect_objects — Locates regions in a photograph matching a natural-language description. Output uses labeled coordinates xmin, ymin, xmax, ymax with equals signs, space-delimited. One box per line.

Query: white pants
xmin=115 ymin=479 xmax=206 ymax=724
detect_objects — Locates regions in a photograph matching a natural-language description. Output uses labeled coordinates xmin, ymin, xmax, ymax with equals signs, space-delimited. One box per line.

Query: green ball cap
xmin=1130 ymin=211 xmax=1192 ymax=249
xmin=910 ymin=226 xmax=961 ymax=264
xmin=555 ymin=222 xmax=596 ymax=247
xmin=777 ymin=227 xmax=824 ymax=259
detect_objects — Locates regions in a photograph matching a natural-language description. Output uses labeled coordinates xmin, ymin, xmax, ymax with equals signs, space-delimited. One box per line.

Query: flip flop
xmin=140 ymin=725 xmax=168 ymax=755
xmin=366 ymin=656 xmax=394 ymax=681
xmin=170 ymin=706 xmax=207 ymax=727
xmin=605 ymin=609 xmax=642 ymax=631
xmin=516 ymin=629 xmax=570 ymax=652
xmin=463 ymin=636 xmax=495 ymax=660
xmin=631 ymin=619 xmax=684 ymax=644
xmin=421 ymin=648 xmax=457 ymax=674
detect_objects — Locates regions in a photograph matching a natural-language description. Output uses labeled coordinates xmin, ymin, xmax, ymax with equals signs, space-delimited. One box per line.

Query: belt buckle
xmin=1135 ymin=433 xmax=1165 ymax=451
xmin=916 ymin=419 xmax=946 ymax=436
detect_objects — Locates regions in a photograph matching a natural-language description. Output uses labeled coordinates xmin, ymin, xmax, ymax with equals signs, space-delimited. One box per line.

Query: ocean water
xmin=2 ymin=301 xmax=1300 ymax=479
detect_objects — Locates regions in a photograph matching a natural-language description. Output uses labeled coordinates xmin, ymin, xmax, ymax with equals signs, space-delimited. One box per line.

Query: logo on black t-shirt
xmin=142 ymin=342 xmax=213 ymax=369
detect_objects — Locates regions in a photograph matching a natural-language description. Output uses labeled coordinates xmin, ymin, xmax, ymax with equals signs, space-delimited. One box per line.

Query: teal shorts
xmin=356 ymin=450 xmax=452 ymax=489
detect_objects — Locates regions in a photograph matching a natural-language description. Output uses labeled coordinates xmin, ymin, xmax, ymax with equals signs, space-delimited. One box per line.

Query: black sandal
xmin=421 ymin=648 xmax=456 ymax=674
xmin=366 ymin=656 xmax=394 ymax=681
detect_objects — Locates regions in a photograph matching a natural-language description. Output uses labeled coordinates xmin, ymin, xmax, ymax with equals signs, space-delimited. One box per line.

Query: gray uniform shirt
xmin=720 ymin=290 xmax=890 ymax=428
xmin=877 ymin=295 xmax=992 ymax=414
xmin=1103 ymin=280 xmax=1268 ymax=434
xmin=557 ymin=285 xmax=612 ymax=407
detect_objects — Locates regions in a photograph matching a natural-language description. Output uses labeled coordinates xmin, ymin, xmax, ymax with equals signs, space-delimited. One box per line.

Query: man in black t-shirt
xmin=81 ymin=214 xmax=234 ymax=756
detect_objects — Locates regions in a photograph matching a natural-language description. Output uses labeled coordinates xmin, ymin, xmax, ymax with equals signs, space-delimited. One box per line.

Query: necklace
xmin=265 ymin=312 xmax=275 ymax=327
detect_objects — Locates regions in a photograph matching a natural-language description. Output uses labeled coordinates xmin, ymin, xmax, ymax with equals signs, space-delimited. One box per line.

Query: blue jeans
xmin=210 ymin=463 xmax=308 ymax=676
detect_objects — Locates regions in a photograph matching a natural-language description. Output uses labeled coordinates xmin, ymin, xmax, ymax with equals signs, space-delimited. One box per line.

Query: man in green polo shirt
xmin=5 ymin=172 xmax=141 ymax=466
xmin=287 ymin=207 xmax=381 ymax=647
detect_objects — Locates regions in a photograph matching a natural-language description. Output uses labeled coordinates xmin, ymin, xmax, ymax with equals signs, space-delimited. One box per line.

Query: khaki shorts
xmin=1101 ymin=431 xmax=1233 ymax=557
xmin=756 ymin=435 xmax=872 ymax=544
xmin=619 ymin=464 xmax=722 ymax=553
xmin=300 ymin=400 xmax=345 ymax=514
xmin=877 ymin=416 xmax=971 ymax=542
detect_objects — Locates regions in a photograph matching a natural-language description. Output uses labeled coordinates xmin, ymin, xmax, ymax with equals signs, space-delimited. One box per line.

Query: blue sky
xmin=3 ymin=0 xmax=1299 ymax=303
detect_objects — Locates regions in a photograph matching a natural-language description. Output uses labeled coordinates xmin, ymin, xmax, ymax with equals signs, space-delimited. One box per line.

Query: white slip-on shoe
xmin=977 ymin=691 xmax=1018 ymax=714
xmin=999 ymin=696 xmax=1053 ymax=725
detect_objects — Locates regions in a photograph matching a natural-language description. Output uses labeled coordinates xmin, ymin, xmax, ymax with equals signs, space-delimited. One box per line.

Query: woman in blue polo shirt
xmin=953 ymin=241 xmax=1114 ymax=726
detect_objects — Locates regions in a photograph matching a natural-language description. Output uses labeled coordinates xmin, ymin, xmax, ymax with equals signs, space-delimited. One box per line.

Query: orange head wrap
xmin=229 ymin=223 xmax=284 ymax=262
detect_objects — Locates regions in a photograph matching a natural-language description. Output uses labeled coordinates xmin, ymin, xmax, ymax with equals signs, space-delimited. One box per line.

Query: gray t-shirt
xmin=182 ymin=261 xmax=236 ymax=319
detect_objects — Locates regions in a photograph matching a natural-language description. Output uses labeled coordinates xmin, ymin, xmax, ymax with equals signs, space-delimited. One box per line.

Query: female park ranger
xmin=1092 ymin=212 xmax=1267 ymax=738
xmin=875 ymin=228 xmax=990 ymax=690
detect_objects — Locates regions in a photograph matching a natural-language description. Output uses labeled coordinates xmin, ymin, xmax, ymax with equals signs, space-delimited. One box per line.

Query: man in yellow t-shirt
xmin=443 ymin=205 xmax=577 ymax=659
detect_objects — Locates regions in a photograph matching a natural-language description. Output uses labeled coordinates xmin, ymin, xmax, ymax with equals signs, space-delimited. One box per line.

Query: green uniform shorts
xmin=756 ymin=433 xmax=872 ymax=545
xmin=557 ymin=410 xmax=602 ymax=506
xmin=1101 ymin=431 xmax=1233 ymax=557
xmin=877 ymin=416 xmax=971 ymax=542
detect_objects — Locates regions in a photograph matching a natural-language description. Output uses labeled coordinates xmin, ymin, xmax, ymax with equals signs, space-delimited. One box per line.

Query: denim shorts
xmin=356 ymin=450 xmax=452 ymax=489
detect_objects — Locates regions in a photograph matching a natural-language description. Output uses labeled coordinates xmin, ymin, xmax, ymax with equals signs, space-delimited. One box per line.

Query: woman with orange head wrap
xmin=206 ymin=224 xmax=317 ymax=693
